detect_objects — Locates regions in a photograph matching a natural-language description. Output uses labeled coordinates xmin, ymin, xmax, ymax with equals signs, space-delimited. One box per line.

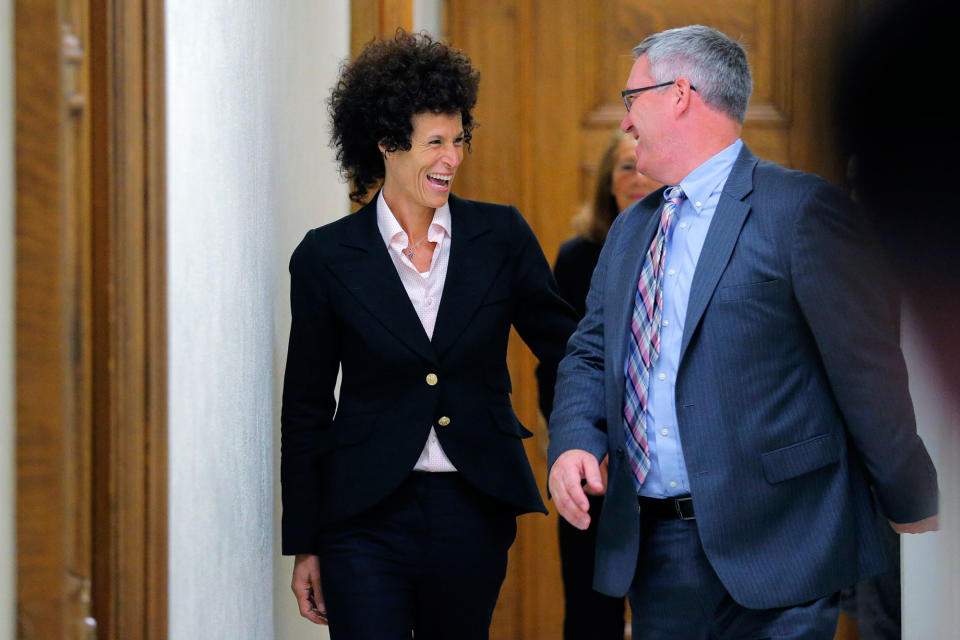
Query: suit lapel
xmin=679 ymin=146 xmax=758 ymax=362
xmin=606 ymin=193 xmax=664 ymax=423
xmin=431 ymin=195 xmax=499 ymax=358
xmin=325 ymin=197 xmax=438 ymax=364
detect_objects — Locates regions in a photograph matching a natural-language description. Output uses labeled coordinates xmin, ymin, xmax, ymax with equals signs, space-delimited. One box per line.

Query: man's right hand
xmin=291 ymin=553 xmax=327 ymax=625
xmin=549 ymin=449 xmax=605 ymax=530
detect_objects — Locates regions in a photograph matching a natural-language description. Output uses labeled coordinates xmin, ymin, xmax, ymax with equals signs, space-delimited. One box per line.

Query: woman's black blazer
xmin=281 ymin=194 xmax=578 ymax=554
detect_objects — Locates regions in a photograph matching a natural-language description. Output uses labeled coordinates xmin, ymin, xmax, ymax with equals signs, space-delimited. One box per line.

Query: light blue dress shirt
xmin=638 ymin=139 xmax=743 ymax=498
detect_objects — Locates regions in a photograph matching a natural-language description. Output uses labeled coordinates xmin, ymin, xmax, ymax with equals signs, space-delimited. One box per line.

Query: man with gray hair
xmin=547 ymin=25 xmax=938 ymax=639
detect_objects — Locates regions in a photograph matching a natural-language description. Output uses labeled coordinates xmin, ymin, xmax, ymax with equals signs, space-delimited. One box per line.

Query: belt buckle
xmin=675 ymin=496 xmax=695 ymax=521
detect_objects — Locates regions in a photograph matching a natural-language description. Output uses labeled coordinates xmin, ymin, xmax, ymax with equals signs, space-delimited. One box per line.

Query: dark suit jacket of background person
xmin=537 ymin=237 xmax=602 ymax=420
xmin=554 ymin=238 xmax=603 ymax=317
xmin=281 ymin=193 xmax=579 ymax=554
xmin=546 ymin=144 xmax=939 ymax=610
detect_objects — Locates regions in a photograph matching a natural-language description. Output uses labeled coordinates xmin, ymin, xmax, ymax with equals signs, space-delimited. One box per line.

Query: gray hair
xmin=633 ymin=25 xmax=752 ymax=123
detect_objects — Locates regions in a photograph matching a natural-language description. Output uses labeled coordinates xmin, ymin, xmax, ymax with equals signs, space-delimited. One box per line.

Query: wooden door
xmin=15 ymin=1 xmax=166 ymax=638
xmin=16 ymin=2 xmax=96 ymax=635
xmin=447 ymin=1 xmax=858 ymax=637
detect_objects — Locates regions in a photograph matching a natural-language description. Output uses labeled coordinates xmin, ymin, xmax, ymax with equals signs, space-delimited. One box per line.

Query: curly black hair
xmin=329 ymin=29 xmax=480 ymax=203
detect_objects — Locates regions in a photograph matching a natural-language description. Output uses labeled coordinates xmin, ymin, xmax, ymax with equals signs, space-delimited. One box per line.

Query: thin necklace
xmin=404 ymin=233 xmax=430 ymax=260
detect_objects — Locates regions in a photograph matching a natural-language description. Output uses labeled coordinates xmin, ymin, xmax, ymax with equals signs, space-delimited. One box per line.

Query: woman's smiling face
xmin=381 ymin=111 xmax=464 ymax=216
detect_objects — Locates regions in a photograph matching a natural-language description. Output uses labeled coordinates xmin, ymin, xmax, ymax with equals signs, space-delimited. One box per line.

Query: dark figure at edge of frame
xmin=833 ymin=3 xmax=960 ymax=637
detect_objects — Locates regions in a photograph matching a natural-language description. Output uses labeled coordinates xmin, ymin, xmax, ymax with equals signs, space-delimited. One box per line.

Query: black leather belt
xmin=638 ymin=495 xmax=695 ymax=520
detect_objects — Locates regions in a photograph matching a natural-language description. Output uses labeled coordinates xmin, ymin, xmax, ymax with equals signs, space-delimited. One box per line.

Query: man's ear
xmin=378 ymin=141 xmax=388 ymax=155
xmin=673 ymin=78 xmax=694 ymax=114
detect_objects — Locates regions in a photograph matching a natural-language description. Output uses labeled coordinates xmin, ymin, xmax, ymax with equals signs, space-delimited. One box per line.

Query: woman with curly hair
xmin=281 ymin=30 xmax=577 ymax=639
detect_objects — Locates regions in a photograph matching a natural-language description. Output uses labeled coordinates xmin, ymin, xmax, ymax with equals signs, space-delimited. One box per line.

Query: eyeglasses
xmin=621 ymin=80 xmax=697 ymax=112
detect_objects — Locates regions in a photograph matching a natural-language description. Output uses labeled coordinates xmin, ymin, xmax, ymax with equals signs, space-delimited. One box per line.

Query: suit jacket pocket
xmin=761 ymin=433 xmax=840 ymax=484
xmin=716 ymin=278 xmax=785 ymax=303
xmin=490 ymin=405 xmax=534 ymax=438
xmin=330 ymin=412 xmax=379 ymax=449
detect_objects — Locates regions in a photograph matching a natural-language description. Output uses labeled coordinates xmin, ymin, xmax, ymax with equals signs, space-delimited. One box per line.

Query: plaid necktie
xmin=623 ymin=186 xmax=684 ymax=489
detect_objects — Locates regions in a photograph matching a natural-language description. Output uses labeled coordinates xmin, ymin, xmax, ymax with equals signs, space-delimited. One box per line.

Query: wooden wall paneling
xmin=519 ymin=2 xmax=583 ymax=635
xmin=88 ymin=0 xmax=168 ymax=637
xmin=143 ymin=1 xmax=169 ymax=636
xmin=446 ymin=3 xmax=532 ymax=637
xmin=447 ymin=0 xmax=526 ymax=208
xmin=786 ymin=0 xmax=847 ymax=183
xmin=380 ymin=0 xmax=414 ymax=38
xmin=738 ymin=0 xmax=792 ymax=166
xmin=15 ymin=0 xmax=86 ymax=636
xmin=351 ymin=0 xmax=379 ymax=56
xmin=89 ymin=1 xmax=115 ymax=635
xmin=62 ymin=0 xmax=97 ymax=635
xmin=16 ymin=0 xmax=167 ymax=637
xmin=351 ymin=0 xmax=414 ymax=57
xmin=502 ymin=4 xmax=537 ymax=631
xmin=575 ymin=0 xmax=608 ymax=229
xmin=527 ymin=0 xmax=584 ymax=264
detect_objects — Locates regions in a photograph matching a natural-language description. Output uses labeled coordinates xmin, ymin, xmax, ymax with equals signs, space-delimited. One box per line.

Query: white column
xmin=166 ymin=2 xmax=278 ymax=637
xmin=166 ymin=0 xmax=350 ymax=637
xmin=269 ymin=3 xmax=348 ymax=639
xmin=0 ymin=0 xmax=17 ymax=637
xmin=901 ymin=312 xmax=960 ymax=638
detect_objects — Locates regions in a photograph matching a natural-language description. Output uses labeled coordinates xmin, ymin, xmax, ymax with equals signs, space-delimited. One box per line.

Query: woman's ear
xmin=378 ymin=141 xmax=388 ymax=156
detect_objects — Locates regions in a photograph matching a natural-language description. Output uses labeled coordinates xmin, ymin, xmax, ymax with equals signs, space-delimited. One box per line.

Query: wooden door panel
xmin=449 ymin=1 xmax=854 ymax=638
xmin=16 ymin=1 xmax=91 ymax=636
xmin=16 ymin=0 xmax=167 ymax=638
xmin=587 ymin=1 xmax=796 ymax=167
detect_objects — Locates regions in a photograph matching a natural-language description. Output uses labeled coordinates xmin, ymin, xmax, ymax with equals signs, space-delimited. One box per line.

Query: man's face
xmin=620 ymin=55 xmax=672 ymax=184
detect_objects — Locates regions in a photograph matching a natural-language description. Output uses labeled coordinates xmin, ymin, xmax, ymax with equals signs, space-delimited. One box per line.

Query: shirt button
xmin=669 ymin=481 xmax=678 ymax=488
xmin=437 ymin=416 xmax=451 ymax=427
xmin=657 ymin=373 xmax=666 ymax=381
xmin=667 ymin=268 xmax=676 ymax=276
xmin=661 ymin=428 xmax=669 ymax=436
xmin=679 ymin=222 xmax=688 ymax=229
xmin=426 ymin=373 xmax=438 ymax=386
xmin=662 ymin=319 xmax=669 ymax=327
xmin=695 ymin=201 xmax=702 ymax=208
xmin=425 ymin=297 xmax=434 ymax=307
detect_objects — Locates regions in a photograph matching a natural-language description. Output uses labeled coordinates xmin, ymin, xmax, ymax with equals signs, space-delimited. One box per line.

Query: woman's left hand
xmin=292 ymin=553 xmax=328 ymax=625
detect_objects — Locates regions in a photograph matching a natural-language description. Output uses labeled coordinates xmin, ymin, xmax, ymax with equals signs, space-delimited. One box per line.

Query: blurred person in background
xmin=836 ymin=2 xmax=959 ymax=637
xmin=837 ymin=0 xmax=960 ymax=397
xmin=556 ymin=132 xmax=663 ymax=318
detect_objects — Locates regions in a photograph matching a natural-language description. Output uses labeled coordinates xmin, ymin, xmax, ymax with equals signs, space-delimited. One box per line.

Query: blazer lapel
xmin=605 ymin=193 xmax=664 ymax=421
xmin=679 ymin=146 xmax=758 ymax=362
xmin=430 ymin=195 xmax=500 ymax=358
xmin=326 ymin=197 xmax=438 ymax=364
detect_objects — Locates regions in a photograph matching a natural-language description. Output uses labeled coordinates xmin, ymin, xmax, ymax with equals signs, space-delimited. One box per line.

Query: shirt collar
xmin=376 ymin=190 xmax=452 ymax=248
xmin=675 ymin=139 xmax=743 ymax=210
